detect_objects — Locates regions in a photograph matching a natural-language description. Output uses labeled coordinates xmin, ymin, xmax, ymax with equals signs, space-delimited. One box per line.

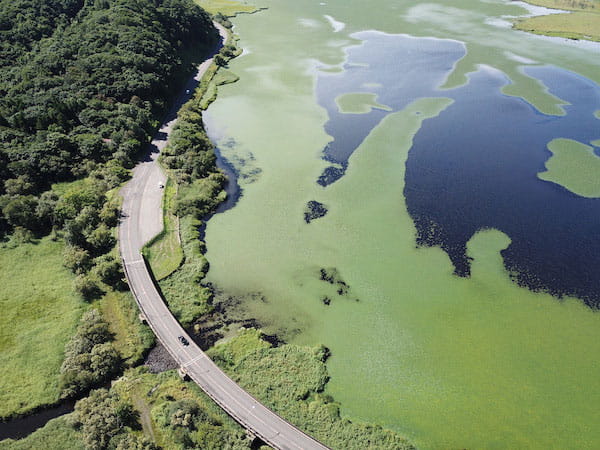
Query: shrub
xmin=74 ymin=273 xmax=103 ymax=301
xmin=93 ymin=254 xmax=125 ymax=288
xmin=60 ymin=309 xmax=120 ymax=398
xmin=63 ymin=246 xmax=93 ymax=274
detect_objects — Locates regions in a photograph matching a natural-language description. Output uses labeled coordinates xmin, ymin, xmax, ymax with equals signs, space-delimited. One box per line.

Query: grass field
xmin=158 ymin=216 xmax=214 ymax=326
xmin=516 ymin=0 xmax=600 ymax=41
xmin=143 ymin=179 xmax=183 ymax=281
xmin=0 ymin=238 xmax=84 ymax=419
xmin=194 ymin=0 xmax=258 ymax=16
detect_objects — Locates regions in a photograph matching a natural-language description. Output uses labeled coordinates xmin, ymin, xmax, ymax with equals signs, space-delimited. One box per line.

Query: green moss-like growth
xmin=538 ymin=138 xmax=600 ymax=197
xmin=335 ymin=92 xmax=392 ymax=114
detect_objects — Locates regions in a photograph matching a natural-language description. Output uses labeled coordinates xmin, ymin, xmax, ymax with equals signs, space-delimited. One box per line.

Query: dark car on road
xmin=178 ymin=335 xmax=189 ymax=346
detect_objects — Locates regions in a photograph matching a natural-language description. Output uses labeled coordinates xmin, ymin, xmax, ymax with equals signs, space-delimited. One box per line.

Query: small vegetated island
xmin=0 ymin=0 xmax=415 ymax=448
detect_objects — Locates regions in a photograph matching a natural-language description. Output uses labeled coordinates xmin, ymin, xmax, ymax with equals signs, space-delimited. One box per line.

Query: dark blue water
xmin=316 ymin=31 xmax=600 ymax=307
xmin=0 ymin=400 xmax=74 ymax=441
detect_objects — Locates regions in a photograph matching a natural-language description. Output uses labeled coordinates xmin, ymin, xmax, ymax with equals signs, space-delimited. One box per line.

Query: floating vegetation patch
xmin=318 ymin=267 xmax=357 ymax=305
xmin=317 ymin=161 xmax=347 ymax=186
xmin=304 ymin=200 xmax=328 ymax=223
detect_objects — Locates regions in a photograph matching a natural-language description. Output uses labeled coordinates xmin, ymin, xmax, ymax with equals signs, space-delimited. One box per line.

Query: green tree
xmin=73 ymin=273 xmax=103 ymax=300
xmin=36 ymin=190 xmax=59 ymax=228
xmin=99 ymin=199 xmax=121 ymax=227
xmin=70 ymin=389 xmax=121 ymax=450
xmin=63 ymin=245 xmax=93 ymax=274
xmin=93 ymin=254 xmax=125 ymax=288
xmin=4 ymin=175 xmax=34 ymax=195
xmin=1 ymin=195 xmax=39 ymax=231
xmin=60 ymin=309 xmax=120 ymax=398
xmin=90 ymin=342 xmax=120 ymax=379
xmin=113 ymin=434 xmax=157 ymax=450
xmin=86 ymin=223 xmax=115 ymax=253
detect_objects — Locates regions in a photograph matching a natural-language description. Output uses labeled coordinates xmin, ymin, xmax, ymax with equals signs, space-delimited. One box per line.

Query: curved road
xmin=118 ymin=23 xmax=329 ymax=450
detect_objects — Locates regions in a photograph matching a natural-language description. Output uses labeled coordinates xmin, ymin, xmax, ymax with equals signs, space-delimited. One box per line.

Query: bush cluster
xmin=152 ymin=397 xmax=248 ymax=449
xmin=1 ymin=138 xmax=133 ymax=301
xmin=59 ymin=309 xmax=121 ymax=399
xmin=157 ymin=216 xmax=215 ymax=326
xmin=161 ymin=96 xmax=226 ymax=219
xmin=69 ymin=388 xmax=154 ymax=450
xmin=155 ymin=71 xmax=230 ymax=325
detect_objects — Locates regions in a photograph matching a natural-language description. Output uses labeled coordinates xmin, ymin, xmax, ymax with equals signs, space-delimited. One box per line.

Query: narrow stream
xmin=0 ymin=400 xmax=75 ymax=441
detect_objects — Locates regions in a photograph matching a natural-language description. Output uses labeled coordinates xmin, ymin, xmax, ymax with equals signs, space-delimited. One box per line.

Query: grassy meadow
xmin=516 ymin=0 xmax=600 ymax=41
xmin=194 ymin=0 xmax=258 ymax=16
xmin=521 ymin=0 xmax=599 ymax=12
xmin=208 ymin=329 xmax=415 ymax=449
xmin=0 ymin=238 xmax=84 ymax=419
xmin=158 ymin=216 xmax=214 ymax=326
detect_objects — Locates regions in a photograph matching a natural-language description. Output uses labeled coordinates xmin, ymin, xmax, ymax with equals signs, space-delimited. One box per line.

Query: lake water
xmin=203 ymin=0 xmax=600 ymax=448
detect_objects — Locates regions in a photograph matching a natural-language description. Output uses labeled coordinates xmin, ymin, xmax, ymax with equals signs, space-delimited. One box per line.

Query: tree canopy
xmin=0 ymin=0 xmax=218 ymax=236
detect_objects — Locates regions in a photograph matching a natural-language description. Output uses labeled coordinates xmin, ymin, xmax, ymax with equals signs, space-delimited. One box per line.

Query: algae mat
xmin=203 ymin=0 xmax=600 ymax=448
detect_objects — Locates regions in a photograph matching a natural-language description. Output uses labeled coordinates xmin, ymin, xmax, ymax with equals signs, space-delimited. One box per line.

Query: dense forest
xmin=0 ymin=0 xmax=219 ymax=237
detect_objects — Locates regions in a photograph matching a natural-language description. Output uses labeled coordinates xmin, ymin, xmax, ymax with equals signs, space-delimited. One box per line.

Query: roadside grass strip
xmin=143 ymin=179 xmax=184 ymax=281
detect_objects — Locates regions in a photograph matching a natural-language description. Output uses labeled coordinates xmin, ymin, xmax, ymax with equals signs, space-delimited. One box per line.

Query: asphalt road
xmin=118 ymin=23 xmax=330 ymax=450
